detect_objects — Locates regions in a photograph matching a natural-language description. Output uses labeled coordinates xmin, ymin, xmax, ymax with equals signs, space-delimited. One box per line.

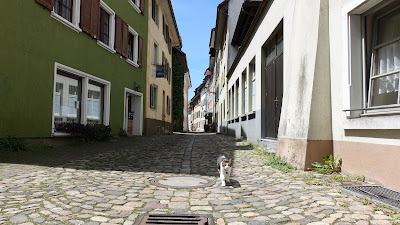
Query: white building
xmin=212 ymin=0 xmax=400 ymax=191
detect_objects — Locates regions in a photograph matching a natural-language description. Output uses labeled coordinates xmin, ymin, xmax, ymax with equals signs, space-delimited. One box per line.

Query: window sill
xmin=126 ymin=59 xmax=139 ymax=68
xmin=52 ymin=132 xmax=72 ymax=137
xmin=97 ymin=41 xmax=116 ymax=54
xmin=343 ymin=112 xmax=400 ymax=130
xmin=51 ymin=11 xmax=82 ymax=33
xmin=128 ymin=0 xmax=141 ymax=14
xmin=361 ymin=110 xmax=400 ymax=117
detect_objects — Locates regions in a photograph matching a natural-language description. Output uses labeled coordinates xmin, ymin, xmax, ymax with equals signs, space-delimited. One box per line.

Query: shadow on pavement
xmin=0 ymin=133 xmax=253 ymax=178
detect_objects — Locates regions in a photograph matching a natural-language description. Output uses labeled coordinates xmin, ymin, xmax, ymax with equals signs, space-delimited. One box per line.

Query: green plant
xmin=172 ymin=51 xmax=184 ymax=132
xmin=265 ymin=154 xmax=296 ymax=173
xmin=55 ymin=122 xmax=112 ymax=142
xmin=118 ymin=128 xmax=128 ymax=137
xmin=339 ymin=202 xmax=349 ymax=207
xmin=363 ymin=196 xmax=372 ymax=205
xmin=0 ymin=136 xmax=29 ymax=152
xmin=311 ymin=155 xmax=342 ymax=174
xmin=329 ymin=174 xmax=365 ymax=182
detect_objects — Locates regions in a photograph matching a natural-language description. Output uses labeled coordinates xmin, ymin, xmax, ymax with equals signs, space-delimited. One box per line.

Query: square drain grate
xmin=339 ymin=185 xmax=400 ymax=210
xmin=133 ymin=214 xmax=214 ymax=225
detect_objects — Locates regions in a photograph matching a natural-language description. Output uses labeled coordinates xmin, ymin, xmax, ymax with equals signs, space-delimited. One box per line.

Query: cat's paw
xmin=221 ymin=182 xmax=226 ymax=186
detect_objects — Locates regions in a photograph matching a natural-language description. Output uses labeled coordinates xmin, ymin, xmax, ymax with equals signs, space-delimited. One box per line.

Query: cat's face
xmin=221 ymin=158 xmax=232 ymax=171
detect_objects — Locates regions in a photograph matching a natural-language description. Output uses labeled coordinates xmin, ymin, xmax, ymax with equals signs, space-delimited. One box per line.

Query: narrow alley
xmin=0 ymin=134 xmax=395 ymax=225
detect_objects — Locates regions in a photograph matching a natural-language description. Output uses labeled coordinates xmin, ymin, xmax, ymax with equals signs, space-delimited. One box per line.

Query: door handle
xmin=274 ymin=97 xmax=279 ymax=107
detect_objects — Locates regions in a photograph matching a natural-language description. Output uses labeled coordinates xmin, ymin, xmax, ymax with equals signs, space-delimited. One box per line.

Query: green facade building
xmin=0 ymin=0 xmax=148 ymax=138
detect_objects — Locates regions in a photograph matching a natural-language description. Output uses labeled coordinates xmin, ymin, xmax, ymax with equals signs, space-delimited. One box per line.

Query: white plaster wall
xmin=329 ymin=0 xmax=400 ymax=146
xmin=226 ymin=0 xmax=295 ymax=125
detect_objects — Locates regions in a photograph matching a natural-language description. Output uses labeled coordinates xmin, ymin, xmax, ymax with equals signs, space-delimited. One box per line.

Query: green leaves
xmin=311 ymin=155 xmax=342 ymax=174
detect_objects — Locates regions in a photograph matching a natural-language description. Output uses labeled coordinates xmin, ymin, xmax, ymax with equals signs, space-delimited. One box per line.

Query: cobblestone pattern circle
xmin=151 ymin=176 xmax=216 ymax=189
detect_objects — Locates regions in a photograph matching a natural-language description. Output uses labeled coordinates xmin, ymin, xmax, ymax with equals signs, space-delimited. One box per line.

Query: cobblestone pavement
xmin=0 ymin=134 xmax=399 ymax=225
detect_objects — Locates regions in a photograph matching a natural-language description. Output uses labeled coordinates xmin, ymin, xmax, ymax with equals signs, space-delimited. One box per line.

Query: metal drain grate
xmin=339 ymin=185 xmax=400 ymax=210
xmin=133 ymin=214 xmax=214 ymax=225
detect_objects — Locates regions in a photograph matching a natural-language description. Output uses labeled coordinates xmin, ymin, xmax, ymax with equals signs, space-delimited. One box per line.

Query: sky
xmin=170 ymin=0 xmax=222 ymax=100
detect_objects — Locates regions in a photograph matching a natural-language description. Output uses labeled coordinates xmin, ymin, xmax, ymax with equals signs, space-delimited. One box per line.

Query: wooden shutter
xmin=36 ymin=0 xmax=53 ymax=10
xmin=122 ymin=21 xmax=129 ymax=58
xmin=140 ymin=0 xmax=145 ymax=15
xmin=81 ymin=0 xmax=100 ymax=39
xmin=138 ymin=36 xmax=143 ymax=67
xmin=115 ymin=15 xmax=129 ymax=58
xmin=115 ymin=15 xmax=123 ymax=54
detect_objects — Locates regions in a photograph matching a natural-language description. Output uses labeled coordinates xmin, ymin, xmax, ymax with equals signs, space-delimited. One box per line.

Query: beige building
xmin=145 ymin=0 xmax=181 ymax=135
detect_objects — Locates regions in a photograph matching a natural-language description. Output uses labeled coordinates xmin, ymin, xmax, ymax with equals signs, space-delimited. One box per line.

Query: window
xmin=49 ymin=0 xmax=81 ymax=32
xmin=346 ymin=1 xmax=400 ymax=117
xmin=128 ymin=0 xmax=141 ymax=13
xmin=235 ymin=79 xmax=239 ymax=118
xmin=97 ymin=1 xmax=115 ymax=53
xmin=167 ymin=96 xmax=170 ymax=115
xmin=127 ymin=26 xmax=139 ymax=67
xmin=368 ymin=7 xmax=400 ymax=108
xmin=54 ymin=0 xmax=72 ymax=22
xmin=150 ymin=84 xmax=158 ymax=109
xmin=53 ymin=63 xmax=110 ymax=134
xmin=100 ymin=8 xmax=110 ymax=45
xmin=152 ymin=0 xmax=159 ymax=25
xmin=87 ymin=81 xmax=104 ymax=124
xmin=242 ymin=69 xmax=247 ymax=114
xmin=251 ymin=62 xmax=256 ymax=111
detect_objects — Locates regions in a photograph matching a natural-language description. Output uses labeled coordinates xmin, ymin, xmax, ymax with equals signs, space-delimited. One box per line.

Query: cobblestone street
xmin=0 ymin=134 xmax=398 ymax=225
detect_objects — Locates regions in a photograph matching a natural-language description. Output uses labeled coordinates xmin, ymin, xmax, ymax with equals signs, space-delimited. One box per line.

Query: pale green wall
xmin=0 ymin=0 xmax=148 ymax=138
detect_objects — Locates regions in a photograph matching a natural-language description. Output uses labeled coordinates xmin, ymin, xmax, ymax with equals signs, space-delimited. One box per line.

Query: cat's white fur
xmin=218 ymin=156 xmax=232 ymax=186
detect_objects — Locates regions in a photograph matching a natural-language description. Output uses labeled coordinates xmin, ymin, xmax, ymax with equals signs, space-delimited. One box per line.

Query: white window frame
xmin=97 ymin=0 xmax=116 ymax=54
xmin=150 ymin=84 xmax=158 ymax=110
xmin=342 ymin=0 xmax=400 ymax=129
xmin=52 ymin=62 xmax=111 ymax=136
xmin=126 ymin=26 xmax=139 ymax=67
xmin=252 ymin=65 xmax=256 ymax=112
xmin=51 ymin=0 xmax=82 ymax=33
xmin=128 ymin=0 xmax=141 ymax=14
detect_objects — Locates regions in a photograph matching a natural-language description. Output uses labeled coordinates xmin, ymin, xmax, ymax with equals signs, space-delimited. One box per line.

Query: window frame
xmin=167 ymin=96 xmax=170 ymax=115
xmin=150 ymin=84 xmax=158 ymax=110
xmin=52 ymin=63 xmax=111 ymax=136
xmin=128 ymin=0 xmax=141 ymax=14
xmin=51 ymin=0 xmax=82 ymax=33
xmin=367 ymin=7 xmax=400 ymax=109
xmin=342 ymin=0 xmax=400 ymax=130
xmin=97 ymin=0 xmax=116 ymax=54
xmin=152 ymin=0 xmax=159 ymax=26
xmin=126 ymin=26 xmax=139 ymax=67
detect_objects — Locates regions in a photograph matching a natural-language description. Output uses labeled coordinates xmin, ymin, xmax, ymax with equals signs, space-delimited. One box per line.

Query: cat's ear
xmin=228 ymin=158 xmax=232 ymax=166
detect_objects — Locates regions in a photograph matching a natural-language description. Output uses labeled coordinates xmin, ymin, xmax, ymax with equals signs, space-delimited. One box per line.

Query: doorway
xmin=264 ymin=29 xmax=283 ymax=138
xmin=124 ymin=88 xmax=143 ymax=136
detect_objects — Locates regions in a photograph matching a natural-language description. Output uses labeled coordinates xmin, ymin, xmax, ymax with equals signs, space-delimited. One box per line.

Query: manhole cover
xmin=152 ymin=176 xmax=215 ymax=189
xmin=339 ymin=185 xmax=400 ymax=210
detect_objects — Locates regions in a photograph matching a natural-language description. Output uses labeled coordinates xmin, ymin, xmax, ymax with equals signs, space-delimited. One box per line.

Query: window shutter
xmin=138 ymin=36 xmax=143 ymax=67
xmin=140 ymin=0 xmax=145 ymax=15
xmin=36 ymin=0 xmax=53 ymax=10
xmin=122 ymin=21 xmax=129 ymax=58
xmin=81 ymin=0 xmax=100 ymax=39
xmin=115 ymin=15 xmax=123 ymax=54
